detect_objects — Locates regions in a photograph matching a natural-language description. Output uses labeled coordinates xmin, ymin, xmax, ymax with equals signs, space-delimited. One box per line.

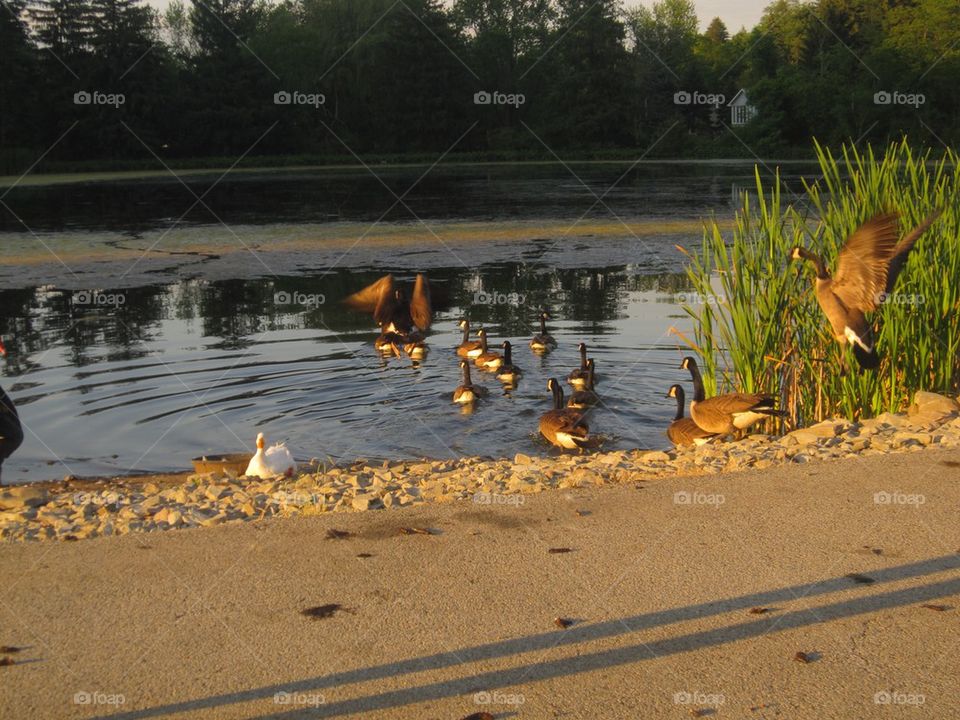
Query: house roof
xmin=727 ymin=89 xmax=749 ymax=107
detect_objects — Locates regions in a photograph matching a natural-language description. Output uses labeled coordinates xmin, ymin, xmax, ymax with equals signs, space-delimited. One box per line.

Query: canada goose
xmin=567 ymin=343 xmax=591 ymax=390
xmin=453 ymin=360 xmax=488 ymax=404
xmin=791 ymin=209 xmax=942 ymax=370
xmin=473 ymin=329 xmax=503 ymax=371
xmin=680 ymin=356 xmax=783 ymax=435
xmin=496 ymin=341 xmax=522 ymax=382
xmin=403 ymin=339 xmax=427 ymax=360
xmin=244 ymin=432 xmax=295 ymax=479
xmin=456 ymin=319 xmax=483 ymax=358
xmin=0 ymin=337 xmax=24 ymax=486
xmin=666 ymin=384 xmax=717 ymax=446
xmin=530 ymin=311 xmax=557 ymax=353
xmin=567 ymin=358 xmax=598 ymax=409
xmin=374 ymin=331 xmax=404 ymax=356
xmin=344 ymin=273 xmax=431 ymax=350
xmin=539 ymin=378 xmax=590 ymax=450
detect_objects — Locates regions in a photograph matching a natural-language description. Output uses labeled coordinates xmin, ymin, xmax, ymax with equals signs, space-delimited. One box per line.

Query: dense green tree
xmin=2 ymin=0 xmax=959 ymax=169
xmin=0 ymin=1 xmax=40 ymax=169
xmin=539 ymin=0 xmax=633 ymax=148
xmin=704 ymin=17 xmax=728 ymax=43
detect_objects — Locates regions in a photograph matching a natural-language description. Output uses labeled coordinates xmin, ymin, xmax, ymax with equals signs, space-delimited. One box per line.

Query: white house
xmin=728 ymin=89 xmax=757 ymax=126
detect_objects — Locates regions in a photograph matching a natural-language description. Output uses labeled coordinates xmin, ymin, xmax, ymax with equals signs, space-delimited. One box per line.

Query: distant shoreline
xmin=0 ymin=157 xmax=823 ymax=190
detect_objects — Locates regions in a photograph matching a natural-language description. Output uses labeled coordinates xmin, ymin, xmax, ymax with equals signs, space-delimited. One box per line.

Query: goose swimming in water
xmin=539 ymin=378 xmax=591 ymax=451
xmin=530 ymin=311 xmax=557 ymax=354
xmin=344 ymin=273 xmax=432 ymax=356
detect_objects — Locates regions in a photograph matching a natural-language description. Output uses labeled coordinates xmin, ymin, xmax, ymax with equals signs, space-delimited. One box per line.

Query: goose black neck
xmin=554 ymin=383 xmax=565 ymax=410
xmin=673 ymin=388 xmax=685 ymax=420
xmin=539 ymin=315 xmax=547 ymax=334
xmin=579 ymin=345 xmax=588 ymax=369
xmin=687 ymin=360 xmax=706 ymax=402
xmin=479 ymin=333 xmax=488 ymax=352
xmin=586 ymin=361 xmax=595 ymax=390
xmin=460 ymin=322 xmax=469 ymax=344
xmin=799 ymin=248 xmax=829 ymax=279
xmin=503 ymin=343 xmax=512 ymax=364
xmin=462 ymin=363 xmax=472 ymax=385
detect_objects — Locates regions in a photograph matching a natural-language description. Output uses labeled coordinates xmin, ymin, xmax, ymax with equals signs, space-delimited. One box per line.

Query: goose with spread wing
xmin=343 ymin=273 xmax=432 ymax=356
xmin=791 ymin=209 xmax=942 ymax=370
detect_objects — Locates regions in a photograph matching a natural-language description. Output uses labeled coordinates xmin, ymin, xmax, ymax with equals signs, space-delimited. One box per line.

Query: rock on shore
xmin=1 ymin=391 xmax=959 ymax=543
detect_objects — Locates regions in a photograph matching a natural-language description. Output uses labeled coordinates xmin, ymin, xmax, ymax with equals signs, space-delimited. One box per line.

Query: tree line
xmin=0 ymin=0 xmax=957 ymax=173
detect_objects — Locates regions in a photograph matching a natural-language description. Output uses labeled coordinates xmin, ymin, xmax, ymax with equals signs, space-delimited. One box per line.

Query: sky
xmin=144 ymin=0 xmax=767 ymax=33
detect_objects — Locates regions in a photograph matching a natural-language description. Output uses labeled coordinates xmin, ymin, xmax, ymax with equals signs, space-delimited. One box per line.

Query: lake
xmin=0 ymin=161 xmax=819 ymax=481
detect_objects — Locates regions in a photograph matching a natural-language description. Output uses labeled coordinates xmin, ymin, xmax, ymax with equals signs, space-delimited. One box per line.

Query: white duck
xmin=244 ymin=432 xmax=295 ymax=479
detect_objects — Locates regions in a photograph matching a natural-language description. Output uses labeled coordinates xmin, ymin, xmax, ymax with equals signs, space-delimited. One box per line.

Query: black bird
xmin=0 ymin=338 xmax=24 ymax=486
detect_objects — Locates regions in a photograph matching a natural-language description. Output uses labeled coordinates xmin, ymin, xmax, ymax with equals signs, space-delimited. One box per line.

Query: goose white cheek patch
xmin=844 ymin=326 xmax=873 ymax=352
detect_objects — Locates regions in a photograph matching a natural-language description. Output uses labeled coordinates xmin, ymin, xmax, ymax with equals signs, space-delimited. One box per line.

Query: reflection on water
xmin=0 ymin=162 xmax=819 ymax=481
xmin=0 ymin=162 xmax=817 ymax=233
xmin=0 ymin=265 xmax=696 ymax=482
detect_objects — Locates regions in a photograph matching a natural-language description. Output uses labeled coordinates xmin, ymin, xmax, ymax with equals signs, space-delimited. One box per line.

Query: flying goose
xmin=453 ymin=360 xmax=487 ymax=404
xmin=680 ymin=356 xmax=783 ymax=435
xmin=530 ymin=311 xmax=557 ymax=353
xmin=456 ymin=319 xmax=483 ymax=358
xmin=567 ymin=359 xmax=598 ymax=409
xmin=344 ymin=273 xmax=432 ymax=352
xmin=473 ymin=329 xmax=503 ymax=371
xmin=567 ymin=343 xmax=592 ymax=390
xmin=496 ymin=341 xmax=522 ymax=383
xmin=666 ymin=384 xmax=717 ymax=446
xmin=791 ymin=209 xmax=942 ymax=370
xmin=539 ymin=378 xmax=590 ymax=450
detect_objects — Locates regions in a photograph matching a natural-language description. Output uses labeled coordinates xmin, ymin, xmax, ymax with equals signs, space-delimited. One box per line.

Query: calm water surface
xmin=0 ymin=162 xmax=819 ymax=481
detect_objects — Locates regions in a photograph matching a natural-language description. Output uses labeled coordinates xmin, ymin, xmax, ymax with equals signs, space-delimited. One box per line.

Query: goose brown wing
xmin=699 ymin=392 xmax=773 ymax=415
xmin=832 ymin=213 xmax=899 ymax=312
xmin=885 ymin=208 xmax=943 ymax=294
xmin=344 ymin=274 xmax=395 ymax=320
xmin=410 ymin=273 xmax=432 ymax=330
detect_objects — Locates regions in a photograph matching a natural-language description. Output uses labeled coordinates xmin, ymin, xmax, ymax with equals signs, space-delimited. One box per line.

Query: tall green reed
xmin=682 ymin=139 xmax=959 ymax=425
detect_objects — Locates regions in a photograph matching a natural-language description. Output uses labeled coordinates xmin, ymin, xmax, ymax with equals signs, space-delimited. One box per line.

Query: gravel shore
xmin=0 ymin=444 xmax=957 ymax=718
xmin=2 ymin=390 xmax=958 ymax=543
